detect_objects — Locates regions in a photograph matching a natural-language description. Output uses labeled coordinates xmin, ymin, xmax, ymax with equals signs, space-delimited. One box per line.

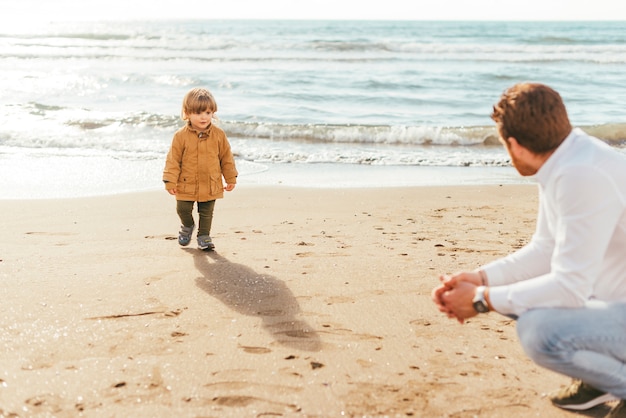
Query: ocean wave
xmin=5 ymin=45 xmax=626 ymax=64
xmin=65 ymin=112 xmax=181 ymax=130
xmin=4 ymin=30 xmax=626 ymax=65
xmin=21 ymin=102 xmax=181 ymax=130
xmin=220 ymin=121 xmax=626 ymax=147
xmin=526 ymin=35 xmax=581 ymax=44
xmin=0 ymin=33 xmax=132 ymax=41
xmin=3 ymin=120 xmax=623 ymax=169
xmin=584 ymin=123 xmax=626 ymax=143
xmin=221 ymin=121 xmax=499 ymax=146
xmin=11 ymin=101 xmax=626 ymax=148
xmin=310 ymin=40 xmax=393 ymax=52
xmin=231 ymin=146 xmax=513 ymax=167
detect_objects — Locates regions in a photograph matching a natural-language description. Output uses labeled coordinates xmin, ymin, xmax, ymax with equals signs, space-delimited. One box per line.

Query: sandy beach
xmin=0 ymin=185 xmax=609 ymax=417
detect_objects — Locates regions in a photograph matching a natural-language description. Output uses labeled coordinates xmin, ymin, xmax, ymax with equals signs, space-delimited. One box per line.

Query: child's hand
xmin=224 ymin=184 xmax=236 ymax=192
xmin=167 ymin=188 xmax=177 ymax=195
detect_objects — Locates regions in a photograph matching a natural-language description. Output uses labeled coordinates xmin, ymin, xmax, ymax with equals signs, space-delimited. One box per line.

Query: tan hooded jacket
xmin=163 ymin=123 xmax=238 ymax=201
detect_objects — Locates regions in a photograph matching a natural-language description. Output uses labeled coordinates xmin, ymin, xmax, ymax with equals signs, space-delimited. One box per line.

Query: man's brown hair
xmin=491 ymin=83 xmax=572 ymax=154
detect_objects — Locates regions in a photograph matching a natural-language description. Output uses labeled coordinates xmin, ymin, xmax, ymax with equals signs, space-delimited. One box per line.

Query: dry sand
xmin=0 ymin=185 xmax=609 ymax=417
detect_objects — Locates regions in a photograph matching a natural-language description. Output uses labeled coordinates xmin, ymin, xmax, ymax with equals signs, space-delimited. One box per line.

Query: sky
xmin=3 ymin=0 xmax=626 ymax=23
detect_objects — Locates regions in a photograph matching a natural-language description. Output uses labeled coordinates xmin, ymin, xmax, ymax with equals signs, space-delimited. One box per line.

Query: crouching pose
xmin=432 ymin=83 xmax=626 ymax=417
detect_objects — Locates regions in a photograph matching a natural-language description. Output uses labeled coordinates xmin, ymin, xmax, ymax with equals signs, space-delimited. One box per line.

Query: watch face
xmin=473 ymin=286 xmax=489 ymax=313
xmin=473 ymin=300 xmax=489 ymax=313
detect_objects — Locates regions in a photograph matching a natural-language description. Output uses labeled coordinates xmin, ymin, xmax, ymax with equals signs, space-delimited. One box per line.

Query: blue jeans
xmin=517 ymin=301 xmax=626 ymax=399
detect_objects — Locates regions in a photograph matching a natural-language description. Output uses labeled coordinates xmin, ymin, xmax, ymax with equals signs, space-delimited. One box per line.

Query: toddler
xmin=163 ymin=87 xmax=237 ymax=250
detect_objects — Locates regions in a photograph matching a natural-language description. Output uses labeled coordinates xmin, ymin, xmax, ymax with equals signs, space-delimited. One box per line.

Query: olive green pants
xmin=176 ymin=200 xmax=216 ymax=236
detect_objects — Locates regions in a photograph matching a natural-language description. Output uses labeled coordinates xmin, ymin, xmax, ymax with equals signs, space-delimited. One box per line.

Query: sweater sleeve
xmin=486 ymin=167 xmax=623 ymax=316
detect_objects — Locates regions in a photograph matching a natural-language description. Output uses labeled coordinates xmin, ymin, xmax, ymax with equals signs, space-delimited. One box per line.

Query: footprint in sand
xmin=325 ymin=296 xmax=355 ymax=304
xmin=238 ymin=345 xmax=272 ymax=354
xmin=205 ymin=380 xmax=302 ymax=394
xmin=186 ymin=381 xmax=301 ymax=412
xmin=144 ymin=234 xmax=177 ymax=240
xmin=25 ymin=231 xmax=76 ymax=236
xmin=257 ymin=309 xmax=286 ymax=316
xmin=24 ymin=393 xmax=65 ymax=414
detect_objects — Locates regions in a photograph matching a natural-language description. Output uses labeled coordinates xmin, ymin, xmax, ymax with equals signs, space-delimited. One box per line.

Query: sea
xmin=1 ymin=19 xmax=625 ymax=199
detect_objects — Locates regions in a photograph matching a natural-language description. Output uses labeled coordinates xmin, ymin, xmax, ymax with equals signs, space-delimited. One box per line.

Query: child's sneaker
xmin=197 ymin=235 xmax=215 ymax=251
xmin=178 ymin=224 xmax=195 ymax=246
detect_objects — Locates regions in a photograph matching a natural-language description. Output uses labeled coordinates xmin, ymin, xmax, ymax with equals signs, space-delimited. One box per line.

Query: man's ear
xmin=507 ymin=137 xmax=526 ymax=157
xmin=507 ymin=136 xmax=519 ymax=148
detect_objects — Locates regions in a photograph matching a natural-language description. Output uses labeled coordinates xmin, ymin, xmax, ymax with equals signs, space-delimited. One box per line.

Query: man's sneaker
xmin=551 ymin=380 xmax=618 ymax=411
xmin=178 ymin=224 xmax=195 ymax=246
xmin=606 ymin=400 xmax=626 ymax=418
xmin=197 ymin=235 xmax=215 ymax=251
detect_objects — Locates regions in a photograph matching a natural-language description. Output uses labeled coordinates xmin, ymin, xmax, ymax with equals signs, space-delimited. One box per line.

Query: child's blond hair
xmin=181 ymin=88 xmax=218 ymax=120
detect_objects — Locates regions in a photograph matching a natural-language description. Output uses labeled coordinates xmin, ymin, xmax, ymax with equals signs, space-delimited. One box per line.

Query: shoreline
xmin=2 ymin=159 xmax=529 ymax=200
xmin=2 ymin=185 xmax=593 ymax=417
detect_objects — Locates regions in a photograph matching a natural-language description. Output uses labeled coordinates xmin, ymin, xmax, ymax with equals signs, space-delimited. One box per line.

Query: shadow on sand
xmin=188 ymin=249 xmax=322 ymax=352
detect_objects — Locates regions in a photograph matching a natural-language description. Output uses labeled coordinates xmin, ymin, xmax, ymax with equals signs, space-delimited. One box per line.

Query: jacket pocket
xmin=179 ymin=175 xmax=198 ymax=195
xmin=210 ymin=176 xmax=223 ymax=195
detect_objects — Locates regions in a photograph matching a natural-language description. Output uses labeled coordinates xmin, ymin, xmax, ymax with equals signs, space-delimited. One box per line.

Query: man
xmin=432 ymin=83 xmax=626 ymax=417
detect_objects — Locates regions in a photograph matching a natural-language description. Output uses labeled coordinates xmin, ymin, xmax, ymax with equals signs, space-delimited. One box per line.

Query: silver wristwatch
xmin=472 ymin=286 xmax=489 ymax=313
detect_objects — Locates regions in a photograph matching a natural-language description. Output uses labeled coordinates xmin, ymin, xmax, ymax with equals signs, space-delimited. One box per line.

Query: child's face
xmin=187 ymin=109 xmax=214 ymax=131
